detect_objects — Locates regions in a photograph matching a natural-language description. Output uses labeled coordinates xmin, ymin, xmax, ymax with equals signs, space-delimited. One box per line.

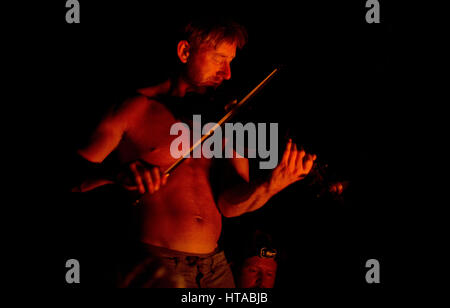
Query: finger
xmin=122 ymin=184 xmax=139 ymax=191
xmin=162 ymin=173 xmax=169 ymax=186
xmin=302 ymin=153 xmax=314 ymax=173
xmin=143 ymin=170 xmax=154 ymax=194
xmin=295 ymin=149 xmax=306 ymax=174
xmin=280 ymin=139 xmax=292 ymax=166
xmin=151 ymin=167 xmax=161 ymax=191
xmin=337 ymin=183 xmax=343 ymax=195
xmin=288 ymin=143 xmax=298 ymax=171
xmin=130 ymin=162 xmax=145 ymax=194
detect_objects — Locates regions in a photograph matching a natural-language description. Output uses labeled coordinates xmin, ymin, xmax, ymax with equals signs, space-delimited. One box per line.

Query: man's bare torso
xmin=115 ymin=87 xmax=222 ymax=254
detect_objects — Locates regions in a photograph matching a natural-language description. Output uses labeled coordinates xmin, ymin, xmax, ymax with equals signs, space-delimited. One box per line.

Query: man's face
xmin=238 ymin=256 xmax=278 ymax=288
xmin=185 ymin=40 xmax=237 ymax=89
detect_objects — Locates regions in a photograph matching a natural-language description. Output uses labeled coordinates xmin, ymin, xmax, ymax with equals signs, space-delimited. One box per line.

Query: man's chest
xmin=116 ymin=103 xmax=210 ymax=170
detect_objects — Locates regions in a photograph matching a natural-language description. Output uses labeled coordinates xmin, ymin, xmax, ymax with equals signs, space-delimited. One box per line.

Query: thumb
xmin=122 ymin=184 xmax=139 ymax=191
xmin=162 ymin=173 xmax=170 ymax=185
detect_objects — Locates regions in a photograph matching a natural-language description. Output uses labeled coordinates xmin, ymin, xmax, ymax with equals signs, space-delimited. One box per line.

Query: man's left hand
xmin=267 ymin=139 xmax=316 ymax=195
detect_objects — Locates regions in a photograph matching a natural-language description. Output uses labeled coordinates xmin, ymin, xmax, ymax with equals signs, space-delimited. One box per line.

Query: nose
xmin=221 ymin=62 xmax=232 ymax=80
xmin=254 ymin=274 xmax=262 ymax=287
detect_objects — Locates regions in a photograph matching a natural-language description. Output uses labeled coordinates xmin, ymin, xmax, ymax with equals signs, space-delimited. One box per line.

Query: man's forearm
xmin=217 ymin=139 xmax=318 ymax=217
xmin=68 ymin=152 xmax=116 ymax=192
xmin=217 ymin=176 xmax=278 ymax=217
xmin=71 ymin=178 xmax=115 ymax=192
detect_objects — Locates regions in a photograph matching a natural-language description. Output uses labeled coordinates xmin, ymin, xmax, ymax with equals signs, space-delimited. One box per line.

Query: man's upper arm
xmin=228 ymin=151 xmax=250 ymax=183
xmin=77 ymin=96 xmax=146 ymax=163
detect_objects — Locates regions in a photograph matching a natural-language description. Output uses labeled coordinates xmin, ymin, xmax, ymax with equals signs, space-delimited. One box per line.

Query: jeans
xmin=118 ymin=242 xmax=235 ymax=288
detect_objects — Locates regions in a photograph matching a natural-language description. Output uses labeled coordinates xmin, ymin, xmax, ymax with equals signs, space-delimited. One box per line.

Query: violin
xmin=142 ymin=67 xmax=349 ymax=202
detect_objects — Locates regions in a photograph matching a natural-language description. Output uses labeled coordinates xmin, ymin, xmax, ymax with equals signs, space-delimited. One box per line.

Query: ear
xmin=177 ymin=40 xmax=190 ymax=63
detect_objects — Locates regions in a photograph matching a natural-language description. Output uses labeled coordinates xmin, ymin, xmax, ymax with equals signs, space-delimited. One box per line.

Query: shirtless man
xmin=72 ymin=18 xmax=316 ymax=288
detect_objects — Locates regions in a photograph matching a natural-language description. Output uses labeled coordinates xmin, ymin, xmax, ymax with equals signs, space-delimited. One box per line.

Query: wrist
xmin=264 ymin=176 xmax=280 ymax=197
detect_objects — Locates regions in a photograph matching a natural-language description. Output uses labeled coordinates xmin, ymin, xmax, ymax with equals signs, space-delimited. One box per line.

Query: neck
xmin=168 ymin=75 xmax=207 ymax=98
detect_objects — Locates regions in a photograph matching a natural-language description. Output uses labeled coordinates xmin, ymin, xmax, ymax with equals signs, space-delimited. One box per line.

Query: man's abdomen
xmin=136 ymin=163 xmax=222 ymax=254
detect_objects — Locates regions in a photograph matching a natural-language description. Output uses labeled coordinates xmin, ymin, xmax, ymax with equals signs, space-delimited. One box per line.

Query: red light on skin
xmin=328 ymin=181 xmax=349 ymax=195
xmin=182 ymin=40 xmax=236 ymax=89
xmin=238 ymin=256 xmax=278 ymax=288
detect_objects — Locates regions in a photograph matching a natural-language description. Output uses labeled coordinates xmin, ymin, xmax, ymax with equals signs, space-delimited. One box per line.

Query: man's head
xmin=235 ymin=229 xmax=279 ymax=288
xmin=176 ymin=17 xmax=247 ymax=90
xmin=238 ymin=255 xmax=278 ymax=288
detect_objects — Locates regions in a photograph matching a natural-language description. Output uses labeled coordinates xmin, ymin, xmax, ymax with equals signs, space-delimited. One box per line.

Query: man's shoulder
xmin=137 ymin=80 xmax=170 ymax=98
xmin=117 ymin=94 xmax=161 ymax=115
xmin=136 ymin=86 xmax=158 ymax=98
xmin=115 ymin=94 xmax=175 ymax=129
xmin=111 ymin=80 xmax=171 ymax=122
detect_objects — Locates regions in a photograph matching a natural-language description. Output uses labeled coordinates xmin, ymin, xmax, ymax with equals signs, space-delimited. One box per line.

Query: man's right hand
xmin=118 ymin=160 xmax=169 ymax=195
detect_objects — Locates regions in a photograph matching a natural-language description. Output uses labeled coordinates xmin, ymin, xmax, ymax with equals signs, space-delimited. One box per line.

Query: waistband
xmin=138 ymin=242 xmax=221 ymax=259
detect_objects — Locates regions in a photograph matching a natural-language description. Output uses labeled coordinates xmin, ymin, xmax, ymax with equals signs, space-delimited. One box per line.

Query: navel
xmin=194 ymin=215 xmax=204 ymax=223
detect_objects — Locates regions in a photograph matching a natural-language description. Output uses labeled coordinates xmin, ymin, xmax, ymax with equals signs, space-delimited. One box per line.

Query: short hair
xmin=237 ymin=229 xmax=279 ymax=264
xmin=180 ymin=16 xmax=247 ymax=50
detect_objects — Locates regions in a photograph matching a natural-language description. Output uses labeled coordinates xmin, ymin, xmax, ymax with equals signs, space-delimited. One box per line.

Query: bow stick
xmin=163 ymin=67 xmax=281 ymax=175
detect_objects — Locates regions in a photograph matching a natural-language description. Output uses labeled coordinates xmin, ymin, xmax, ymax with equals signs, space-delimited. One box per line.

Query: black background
xmin=10 ymin=0 xmax=422 ymax=299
